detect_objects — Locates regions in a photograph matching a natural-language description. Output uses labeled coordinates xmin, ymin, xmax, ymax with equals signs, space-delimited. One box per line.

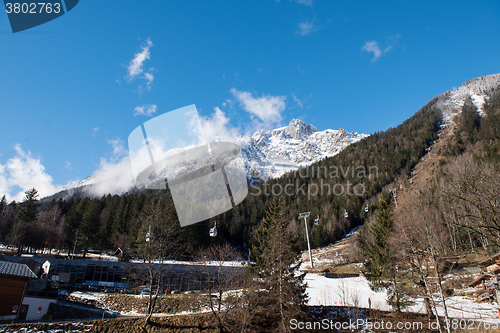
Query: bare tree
xmin=392 ymin=189 xmax=451 ymax=333
xmin=196 ymin=244 xmax=244 ymax=333
xmin=441 ymin=154 xmax=500 ymax=249
xmin=35 ymin=205 xmax=65 ymax=253
xmin=134 ymin=198 xmax=183 ymax=327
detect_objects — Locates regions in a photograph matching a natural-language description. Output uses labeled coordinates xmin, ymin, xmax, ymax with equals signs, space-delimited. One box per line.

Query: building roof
xmin=0 ymin=261 xmax=37 ymax=279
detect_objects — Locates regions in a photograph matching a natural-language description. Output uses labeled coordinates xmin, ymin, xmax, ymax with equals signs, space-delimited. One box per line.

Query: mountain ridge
xmin=238 ymin=119 xmax=368 ymax=181
xmin=59 ymin=119 xmax=368 ymax=196
xmin=53 ymin=72 xmax=500 ymax=200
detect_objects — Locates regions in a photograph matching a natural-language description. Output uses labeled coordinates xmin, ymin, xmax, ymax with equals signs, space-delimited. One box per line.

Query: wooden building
xmin=468 ymin=252 xmax=500 ymax=300
xmin=0 ymin=261 xmax=37 ymax=321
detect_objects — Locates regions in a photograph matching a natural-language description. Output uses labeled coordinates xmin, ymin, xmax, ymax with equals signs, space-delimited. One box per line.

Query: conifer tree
xmin=361 ymin=192 xmax=410 ymax=312
xmin=16 ymin=188 xmax=39 ymax=253
xmin=80 ymin=199 xmax=102 ymax=257
xmin=246 ymin=199 xmax=308 ymax=332
xmin=19 ymin=188 xmax=39 ymax=224
xmin=0 ymin=195 xmax=6 ymax=213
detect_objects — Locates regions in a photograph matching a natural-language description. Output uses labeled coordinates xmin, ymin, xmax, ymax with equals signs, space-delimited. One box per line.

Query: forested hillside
xmin=0 ymin=98 xmax=443 ymax=256
xmin=357 ymin=89 xmax=500 ymax=313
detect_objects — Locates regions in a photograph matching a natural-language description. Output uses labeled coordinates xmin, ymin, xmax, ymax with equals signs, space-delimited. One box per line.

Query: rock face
xmin=237 ymin=119 xmax=368 ymax=180
xmin=284 ymin=119 xmax=318 ymax=140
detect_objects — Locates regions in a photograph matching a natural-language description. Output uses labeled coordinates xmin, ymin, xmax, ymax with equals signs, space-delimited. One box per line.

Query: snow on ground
xmin=408 ymin=296 xmax=499 ymax=324
xmin=438 ymin=73 xmax=500 ymax=122
xmin=69 ymin=291 xmax=106 ymax=302
xmin=129 ymin=259 xmax=247 ymax=267
xmin=305 ymin=273 xmax=500 ymax=323
xmin=0 ymin=243 xmax=16 ymax=252
xmin=0 ymin=322 xmax=94 ymax=333
xmin=305 ymin=274 xmax=390 ymax=311
xmin=84 ymin=253 xmax=119 ymax=261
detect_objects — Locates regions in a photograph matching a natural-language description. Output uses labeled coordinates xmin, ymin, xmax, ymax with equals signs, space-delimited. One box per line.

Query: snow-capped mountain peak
xmin=283 ymin=118 xmax=318 ymax=140
xmin=239 ymin=119 xmax=367 ymax=180
xmin=61 ymin=119 xmax=367 ymax=194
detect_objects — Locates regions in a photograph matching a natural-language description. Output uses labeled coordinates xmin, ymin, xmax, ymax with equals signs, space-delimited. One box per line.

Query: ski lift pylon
xmin=209 ymin=221 xmax=217 ymax=238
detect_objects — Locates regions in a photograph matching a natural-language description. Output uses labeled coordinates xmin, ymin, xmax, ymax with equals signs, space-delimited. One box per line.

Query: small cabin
xmin=468 ymin=252 xmax=500 ymax=299
xmin=0 ymin=261 xmax=37 ymax=321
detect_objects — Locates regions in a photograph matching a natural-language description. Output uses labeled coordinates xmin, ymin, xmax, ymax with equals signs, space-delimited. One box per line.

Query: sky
xmin=1 ymin=0 xmax=499 ymax=201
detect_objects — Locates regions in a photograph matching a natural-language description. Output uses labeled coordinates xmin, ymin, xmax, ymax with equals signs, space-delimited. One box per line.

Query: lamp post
xmin=299 ymin=212 xmax=313 ymax=269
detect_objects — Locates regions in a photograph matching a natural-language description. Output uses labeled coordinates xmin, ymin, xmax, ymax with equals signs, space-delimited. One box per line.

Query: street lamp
xmin=299 ymin=212 xmax=314 ymax=269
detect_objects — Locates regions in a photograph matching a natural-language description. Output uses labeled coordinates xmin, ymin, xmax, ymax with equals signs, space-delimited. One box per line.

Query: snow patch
xmin=437 ymin=73 xmax=500 ymax=122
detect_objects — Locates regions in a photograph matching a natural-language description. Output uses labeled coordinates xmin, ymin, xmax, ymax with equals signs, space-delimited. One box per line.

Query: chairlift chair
xmin=145 ymin=225 xmax=154 ymax=242
xmin=209 ymin=222 xmax=217 ymax=238
xmin=314 ymin=216 xmax=320 ymax=225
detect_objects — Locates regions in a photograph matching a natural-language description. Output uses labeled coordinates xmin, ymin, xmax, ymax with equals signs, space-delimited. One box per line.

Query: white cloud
xmin=64 ymin=161 xmax=73 ymax=170
xmin=292 ymin=0 xmax=313 ymax=6
xmin=144 ymin=72 xmax=154 ymax=91
xmin=85 ymin=155 xmax=135 ymax=198
xmin=127 ymin=38 xmax=153 ymax=80
xmin=0 ymin=145 xmax=59 ymax=201
xmin=107 ymin=138 xmax=127 ymax=160
xmin=362 ymin=34 xmax=401 ymax=62
xmin=83 ymin=138 xmax=135 ymax=197
xmin=362 ymin=41 xmax=382 ymax=62
xmin=0 ymin=141 xmax=134 ymax=201
xmin=230 ymin=88 xmax=286 ymax=124
xmin=292 ymin=93 xmax=303 ymax=108
xmin=200 ymin=107 xmax=240 ymax=143
xmin=134 ymin=104 xmax=157 ymax=116
xmin=297 ymin=19 xmax=315 ymax=36
xmin=92 ymin=127 xmax=99 ymax=137
xmin=126 ymin=38 xmax=155 ymax=92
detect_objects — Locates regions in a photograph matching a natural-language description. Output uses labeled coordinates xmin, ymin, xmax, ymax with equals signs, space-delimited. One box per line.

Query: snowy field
xmin=304 ymin=273 xmax=500 ymax=324
xmin=305 ymin=274 xmax=391 ymax=311
xmin=0 ymin=322 xmax=94 ymax=333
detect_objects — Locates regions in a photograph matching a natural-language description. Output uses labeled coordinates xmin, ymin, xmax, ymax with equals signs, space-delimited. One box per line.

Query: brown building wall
xmin=0 ymin=275 xmax=28 ymax=317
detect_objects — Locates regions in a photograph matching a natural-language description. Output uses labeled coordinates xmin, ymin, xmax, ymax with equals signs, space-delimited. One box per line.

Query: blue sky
xmin=1 ymin=0 xmax=499 ymax=200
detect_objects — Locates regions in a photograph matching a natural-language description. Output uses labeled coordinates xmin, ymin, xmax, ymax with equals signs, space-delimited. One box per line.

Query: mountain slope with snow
xmin=238 ymin=119 xmax=367 ymax=180
xmin=437 ymin=73 xmax=500 ymax=121
xmin=58 ymin=73 xmax=500 ymax=197
xmin=58 ymin=119 xmax=367 ymax=195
